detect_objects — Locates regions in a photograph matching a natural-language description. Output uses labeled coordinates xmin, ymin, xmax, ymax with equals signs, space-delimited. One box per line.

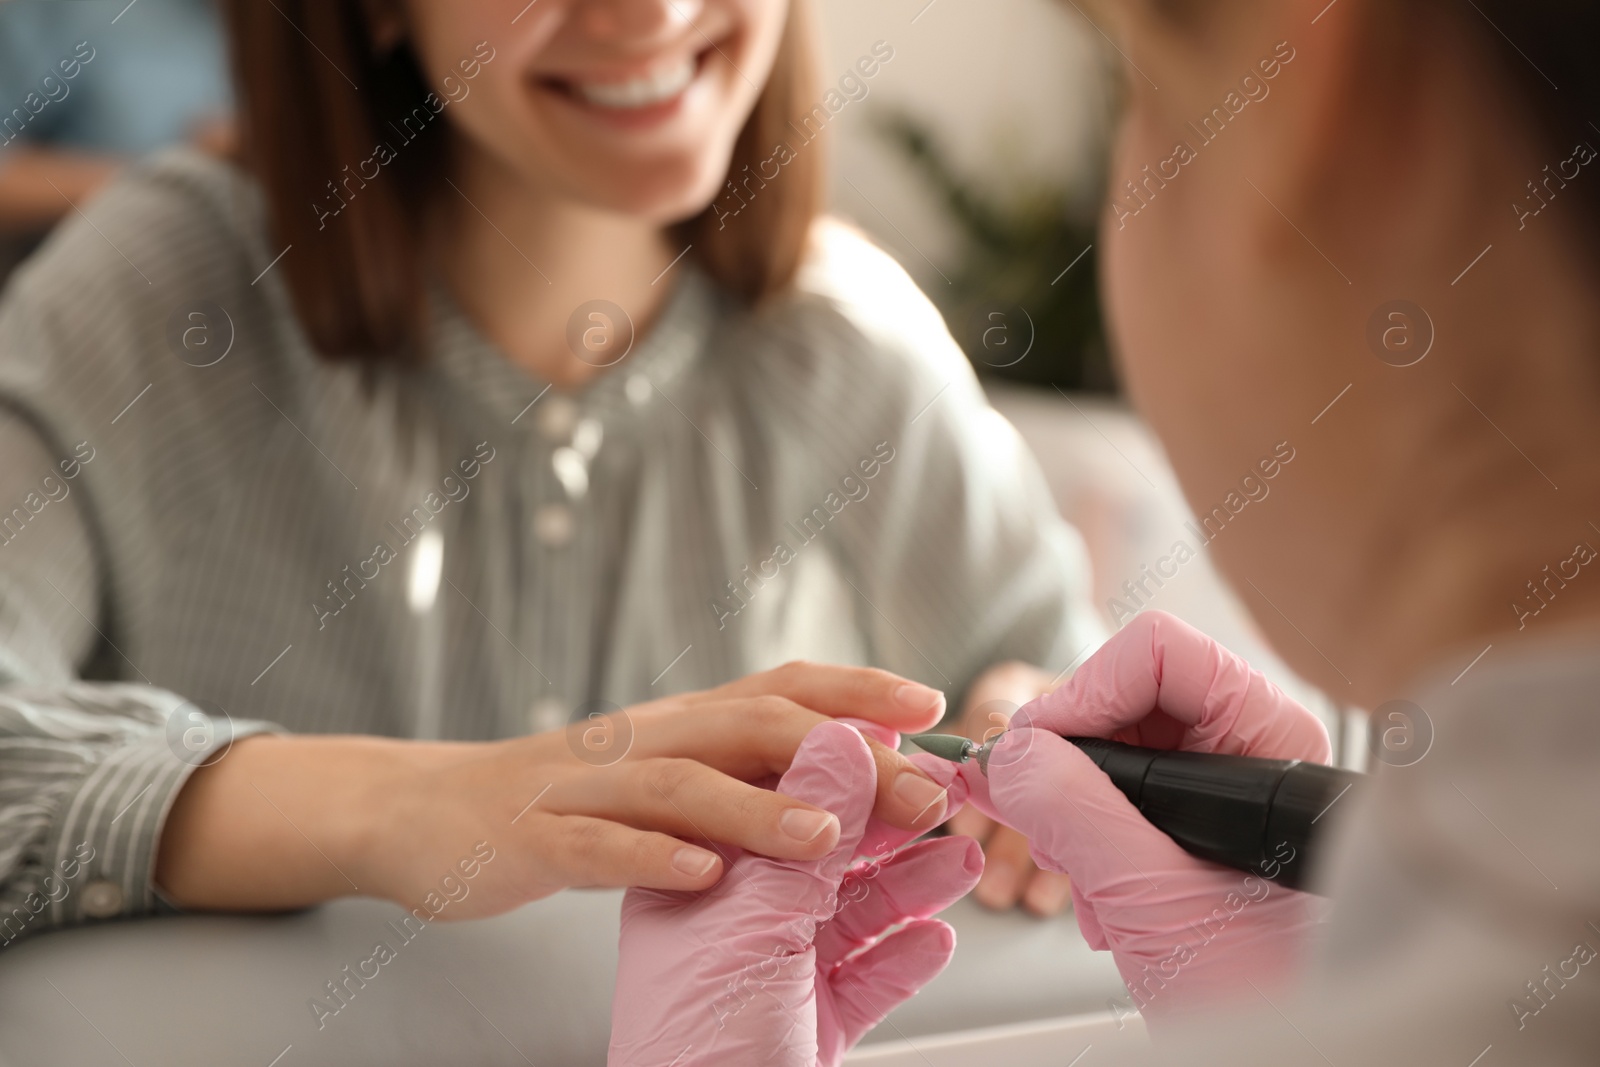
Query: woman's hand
xmin=946 ymin=661 xmax=1077 ymax=916
xmin=609 ymin=721 xmax=982 ymax=1067
xmin=155 ymin=663 xmax=955 ymax=918
xmin=961 ymin=612 xmax=1331 ymax=1027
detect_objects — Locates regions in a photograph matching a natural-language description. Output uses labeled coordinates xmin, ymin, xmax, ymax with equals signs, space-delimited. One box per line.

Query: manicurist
xmin=641 ymin=0 xmax=1600 ymax=1060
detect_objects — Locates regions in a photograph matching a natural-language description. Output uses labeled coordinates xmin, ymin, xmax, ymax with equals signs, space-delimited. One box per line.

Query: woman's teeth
xmin=572 ymin=58 xmax=696 ymax=109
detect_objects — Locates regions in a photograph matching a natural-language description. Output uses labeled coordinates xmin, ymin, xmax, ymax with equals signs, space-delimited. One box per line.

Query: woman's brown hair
xmin=222 ymin=1 xmax=823 ymax=363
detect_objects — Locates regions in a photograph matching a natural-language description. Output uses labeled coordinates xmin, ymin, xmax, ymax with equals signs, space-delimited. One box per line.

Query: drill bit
xmin=908 ymin=732 xmax=984 ymax=767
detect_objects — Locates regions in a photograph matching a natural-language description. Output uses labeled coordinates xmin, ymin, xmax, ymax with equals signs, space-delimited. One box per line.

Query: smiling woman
xmin=0 ymin=0 xmax=1101 ymax=1031
xmin=224 ymin=0 xmax=823 ymax=359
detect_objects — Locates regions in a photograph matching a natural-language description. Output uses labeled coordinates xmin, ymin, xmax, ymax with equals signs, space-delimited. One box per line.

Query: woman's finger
xmin=855 ymin=753 xmax=967 ymax=861
xmin=772 ymin=720 xmax=880 ymax=883
xmin=971 ymin=823 xmax=1038 ymax=911
xmin=1021 ymin=869 xmax=1074 ymax=917
xmin=946 ymin=805 xmax=996 ymax=844
xmin=625 ymin=698 xmax=950 ymax=831
xmin=703 ymin=660 xmax=947 ymax=731
xmin=544 ymin=756 xmax=844 ymax=861
xmin=530 ymin=812 xmax=724 ymax=891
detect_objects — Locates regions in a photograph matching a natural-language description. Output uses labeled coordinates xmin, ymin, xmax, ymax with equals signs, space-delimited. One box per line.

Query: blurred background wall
xmin=814 ymin=0 xmax=1118 ymax=393
xmin=0 ymin=0 xmax=232 ymax=279
xmin=816 ymin=0 xmax=1110 ymax=272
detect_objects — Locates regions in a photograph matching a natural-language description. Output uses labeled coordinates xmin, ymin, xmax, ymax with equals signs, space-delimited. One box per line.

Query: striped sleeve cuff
xmin=36 ymin=709 xmax=279 ymax=928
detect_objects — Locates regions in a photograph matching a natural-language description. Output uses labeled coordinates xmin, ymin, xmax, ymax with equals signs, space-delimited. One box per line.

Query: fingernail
xmin=975 ymin=861 xmax=1019 ymax=909
xmin=671 ymin=847 xmax=719 ymax=878
xmin=893 ymin=770 xmax=948 ymax=824
xmin=894 ymin=683 xmax=946 ymax=716
xmin=1025 ymin=877 xmax=1073 ymax=917
xmin=780 ymin=808 xmax=839 ymax=843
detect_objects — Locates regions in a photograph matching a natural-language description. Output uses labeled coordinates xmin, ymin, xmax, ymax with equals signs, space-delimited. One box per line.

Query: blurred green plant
xmin=874 ymin=111 xmax=1117 ymax=394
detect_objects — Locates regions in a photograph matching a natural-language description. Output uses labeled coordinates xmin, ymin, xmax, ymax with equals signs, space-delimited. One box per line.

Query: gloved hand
xmin=609 ymin=720 xmax=981 ymax=1067
xmin=961 ymin=611 xmax=1331 ymax=1027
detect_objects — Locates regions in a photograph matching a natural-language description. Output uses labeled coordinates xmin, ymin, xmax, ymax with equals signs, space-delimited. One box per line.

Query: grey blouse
xmin=0 ymin=149 xmax=1099 ymax=940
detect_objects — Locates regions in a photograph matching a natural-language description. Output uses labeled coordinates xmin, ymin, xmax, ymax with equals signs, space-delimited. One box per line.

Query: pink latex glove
xmin=609 ymin=720 xmax=981 ymax=1067
xmin=961 ymin=611 xmax=1331 ymax=1027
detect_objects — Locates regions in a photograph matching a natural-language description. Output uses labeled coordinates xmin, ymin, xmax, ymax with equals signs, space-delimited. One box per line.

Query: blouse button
xmin=530 ymin=697 xmax=567 ymax=734
xmin=534 ymin=503 xmax=574 ymax=547
xmin=551 ymin=447 xmax=589 ymax=500
xmin=572 ymin=417 xmax=604 ymax=460
xmin=537 ymin=395 xmax=579 ymax=441
xmin=625 ymin=374 xmax=653 ymax=407
xmin=80 ymin=880 xmax=124 ymax=918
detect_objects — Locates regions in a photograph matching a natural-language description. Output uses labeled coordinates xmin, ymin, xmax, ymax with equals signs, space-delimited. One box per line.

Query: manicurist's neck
xmin=1331 ymin=272 xmax=1600 ymax=705
xmin=1295 ymin=91 xmax=1600 ymax=704
xmin=1350 ymin=489 xmax=1600 ymax=706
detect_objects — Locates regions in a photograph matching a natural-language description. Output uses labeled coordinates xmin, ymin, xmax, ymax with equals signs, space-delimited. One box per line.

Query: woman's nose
xmin=578 ymin=0 xmax=705 ymax=44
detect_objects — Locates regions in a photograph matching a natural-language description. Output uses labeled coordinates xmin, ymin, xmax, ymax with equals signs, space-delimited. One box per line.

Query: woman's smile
xmin=410 ymin=0 xmax=780 ymax=220
xmin=532 ymin=47 xmax=713 ymax=131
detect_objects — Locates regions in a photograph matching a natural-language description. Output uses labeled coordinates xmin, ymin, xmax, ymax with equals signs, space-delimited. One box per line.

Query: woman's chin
xmin=553 ymin=166 xmax=732 ymax=227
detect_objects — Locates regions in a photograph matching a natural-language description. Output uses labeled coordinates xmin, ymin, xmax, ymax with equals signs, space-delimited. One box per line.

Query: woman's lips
xmin=569 ymin=54 xmax=697 ymax=108
xmin=534 ymin=49 xmax=712 ymax=128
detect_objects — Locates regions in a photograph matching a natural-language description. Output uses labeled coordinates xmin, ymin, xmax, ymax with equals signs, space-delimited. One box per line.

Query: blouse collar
xmin=423 ymin=264 xmax=725 ymax=427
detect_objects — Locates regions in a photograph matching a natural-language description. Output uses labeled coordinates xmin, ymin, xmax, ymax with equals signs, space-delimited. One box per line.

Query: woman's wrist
xmin=154 ymin=732 xmax=452 ymax=912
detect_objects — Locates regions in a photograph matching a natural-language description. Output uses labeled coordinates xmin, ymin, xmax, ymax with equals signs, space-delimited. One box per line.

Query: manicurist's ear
xmin=1230 ymin=0 xmax=1377 ymax=226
